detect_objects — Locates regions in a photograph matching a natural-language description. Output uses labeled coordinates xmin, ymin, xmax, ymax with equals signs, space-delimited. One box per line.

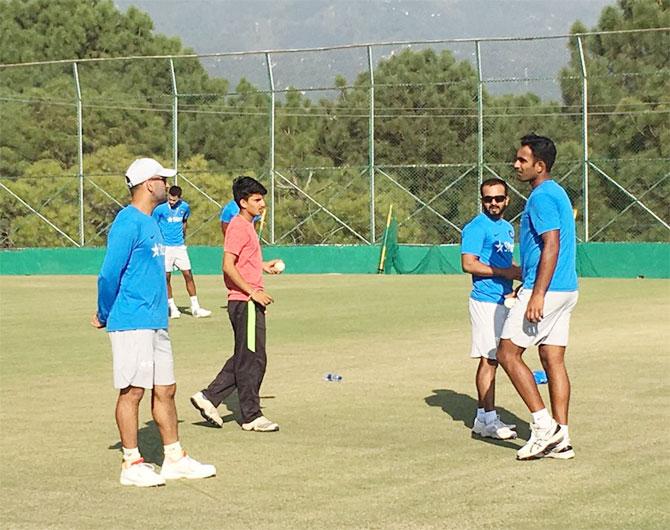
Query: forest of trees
xmin=0 ymin=0 xmax=668 ymax=246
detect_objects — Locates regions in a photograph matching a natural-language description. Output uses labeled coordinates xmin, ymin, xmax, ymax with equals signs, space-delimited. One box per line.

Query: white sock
xmin=476 ymin=408 xmax=485 ymax=422
xmin=560 ymin=424 xmax=570 ymax=442
xmin=122 ymin=446 xmax=142 ymax=464
xmin=163 ymin=441 xmax=184 ymax=463
xmin=483 ymin=410 xmax=497 ymax=425
xmin=190 ymin=296 xmax=200 ymax=310
xmin=168 ymin=298 xmax=178 ymax=310
xmin=531 ymin=408 xmax=553 ymax=430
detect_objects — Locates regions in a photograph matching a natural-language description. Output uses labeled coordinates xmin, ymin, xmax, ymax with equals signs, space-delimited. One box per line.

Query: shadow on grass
xmin=176 ymin=305 xmax=210 ymax=317
xmin=191 ymin=393 xmax=241 ymax=428
xmin=189 ymin=391 xmax=261 ymax=428
xmin=191 ymin=390 xmax=276 ymax=429
xmin=108 ymin=420 xmax=184 ymax=464
xmin=424 ymin=389 xmax=529 ymax=450
xmin=192 ymin=408 xmax=237 ymax=429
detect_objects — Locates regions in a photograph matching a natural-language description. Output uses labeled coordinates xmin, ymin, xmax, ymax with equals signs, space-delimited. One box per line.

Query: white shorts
xmin=469 ymin=299 xmax=509 ymax=360
xmin=109 ymin=329 xmax=176 ymax=389
xmin=164 ymin=245 xmax=191 ymax=272
xmin=501 ymin=288 xmax=579 ymax=348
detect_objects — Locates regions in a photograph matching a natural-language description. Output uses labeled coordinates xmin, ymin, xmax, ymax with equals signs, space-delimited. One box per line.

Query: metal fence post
xmin=475 ymin=41 xmax=484 ymax=213
xmin=73 ymin=62 xmax=84 ymax=246
xmin=368 ymin=46 xmax=375 ymax=243
xmin=577 ymin=36 xmax=589 ymax=241
xmin=265 ymin=52 xmax=275 ymax=244
xmin=169 ymin=58 xmax=178 ymax=181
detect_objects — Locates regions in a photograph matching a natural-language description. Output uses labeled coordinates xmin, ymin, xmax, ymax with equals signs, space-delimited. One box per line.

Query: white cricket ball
xmin=504 ymin=297 xmax=516 ymax=309
xmin=273 ymin=260 xmax=285 ymax=272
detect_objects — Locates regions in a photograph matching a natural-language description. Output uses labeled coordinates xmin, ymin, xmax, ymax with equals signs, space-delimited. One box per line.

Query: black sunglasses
xmin=482 ymin=195 xmax=507 ymax=204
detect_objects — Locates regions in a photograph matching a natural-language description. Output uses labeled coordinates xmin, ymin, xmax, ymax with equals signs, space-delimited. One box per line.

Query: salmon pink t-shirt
xmin=224 ymin=215 xmax=263 ymax=301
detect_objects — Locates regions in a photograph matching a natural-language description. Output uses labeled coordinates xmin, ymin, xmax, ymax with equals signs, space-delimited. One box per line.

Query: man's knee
xmin=539 ymin=345 xmax=566 ymax=367
xmin=479 ymin=357 xmax=498 ymax=370
xmin=182 ymin=270 xmax=193 ymax=281
xmin=153 ymin=383 xmax=177 ymax=402
xmin=119 ymin=385 xmax=145 ymax=403
xmin=496 ymin=339 xmax=520 ymax=366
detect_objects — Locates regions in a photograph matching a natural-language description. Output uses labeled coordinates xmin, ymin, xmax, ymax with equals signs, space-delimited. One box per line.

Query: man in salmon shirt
xmin=190 ymin=176 xmax=283 ymax=432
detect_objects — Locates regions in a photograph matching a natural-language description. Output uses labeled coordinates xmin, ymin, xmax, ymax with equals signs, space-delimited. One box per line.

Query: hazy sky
xmin=113 ymin=0 xmax=617 ymax=98
xmin=114 ymin=0 xmax=615 ymax=52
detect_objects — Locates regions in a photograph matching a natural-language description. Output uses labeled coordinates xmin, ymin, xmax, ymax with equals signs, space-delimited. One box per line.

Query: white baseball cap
xmin=125 ymin=158 xmax=177 ymax=187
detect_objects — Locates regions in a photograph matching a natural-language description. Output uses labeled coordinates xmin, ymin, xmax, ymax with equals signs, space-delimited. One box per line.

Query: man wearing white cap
xmin=92 ymin=158 xmax=216 ymax=487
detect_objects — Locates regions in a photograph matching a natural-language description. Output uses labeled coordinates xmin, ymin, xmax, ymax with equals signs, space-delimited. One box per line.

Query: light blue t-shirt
xmin=220 ymin=199 xmax=261 ymax=224
xmin=97 ymin=206 xmax=168 ymax=332
xmin=520 ymin=180 xmax=578 ymax=292
xmin=152 ymin=200 xmax=190 ymax=246
xmin=461 ymin=212 xmax=515 ymax=304
xmin=219 ymin=199 xmax=239 ymax=223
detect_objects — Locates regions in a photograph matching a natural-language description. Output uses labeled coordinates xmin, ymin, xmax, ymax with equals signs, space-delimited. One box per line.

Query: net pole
xmin=377 ymin=204 xmax=393 ymax=273
xmin=475 ymin=41 xmax=484 ymax=214
xmin=577 ymin=37 xmax=589 ymax=241
xmin=169 ymin=58 xmax=179 ymax=182
xmin=265 ymin=52 xmax=276 ymax=244
xmin=73 ymin=62 xmax=84 ymax=246
xmin=368 ymin=45 xmax=376 ymax=243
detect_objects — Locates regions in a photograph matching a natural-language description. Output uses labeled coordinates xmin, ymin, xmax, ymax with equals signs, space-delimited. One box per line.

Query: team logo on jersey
xmin=494 ymin=241 xmax=514 ymax=253
xmin=151 ymin=243 xmax=166 ymax=257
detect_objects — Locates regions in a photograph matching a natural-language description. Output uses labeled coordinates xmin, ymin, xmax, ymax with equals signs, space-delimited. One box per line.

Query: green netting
xmin=0 ymin=243 xmax=667 ymax=278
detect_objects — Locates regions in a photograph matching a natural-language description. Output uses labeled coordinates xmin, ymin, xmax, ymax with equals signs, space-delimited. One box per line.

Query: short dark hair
xmin=520 ymin=134 xmax=556 ymax=172
xmin=480 ymin=177 xmax=508 ymax=196
xmin=233 ymin=176 xmax=267 ymax=207
xmin=126 ymin=178 xmax=140 ymax=196
xmin=168 ymin=185 xmax=182 ymax=197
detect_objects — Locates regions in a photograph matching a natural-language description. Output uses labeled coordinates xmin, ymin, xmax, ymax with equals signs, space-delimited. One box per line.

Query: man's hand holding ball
xmin=264 ymin=259 xmax=285 ymax=274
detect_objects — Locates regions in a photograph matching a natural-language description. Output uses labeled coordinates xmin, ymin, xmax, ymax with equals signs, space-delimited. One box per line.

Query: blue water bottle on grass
xmin=533 ymin=370 xmax=548 ymax=384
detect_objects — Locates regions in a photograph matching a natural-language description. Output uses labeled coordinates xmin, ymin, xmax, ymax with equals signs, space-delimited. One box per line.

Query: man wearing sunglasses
xmin=92 ymin=158 xmax=216 ymax=487
xmin=461 ymin=177 xmax=520 ymax=440
xmin=497 ymin=134 xmax=578 ymax=461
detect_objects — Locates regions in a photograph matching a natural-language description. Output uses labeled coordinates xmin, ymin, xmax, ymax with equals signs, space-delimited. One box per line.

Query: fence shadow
xmin=424 ymin=388 xmax=529 ymax=450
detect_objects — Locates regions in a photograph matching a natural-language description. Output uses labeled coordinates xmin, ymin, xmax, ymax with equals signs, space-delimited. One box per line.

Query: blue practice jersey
xmin=219 ymin=199 xmax=239 ymax=223
xmin=461 ymin=213 xmax=515 ymax=304
xmin=520 ymin=180 xmax=578 ymax=292
xmin=220 ymin=199 xmax=261 ymax=224
xmin=152 ymin=200 xmax=190 ymax=246
xmin=97 ymin=206 xmax=168 ymax=332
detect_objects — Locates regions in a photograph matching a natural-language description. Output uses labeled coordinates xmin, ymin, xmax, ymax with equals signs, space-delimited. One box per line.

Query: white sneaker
xmin=472 ymin=417 xmax=490 ymax=435
xmin=473 ymin=417 xmax=517 ymax=440
xmin=160 ymin=453 xmax=216 ymax=480
xmin=190 ymin=391 xmax=223 ymax=428
xmin=241 ymin=415 xmax=279 ymax=432
xmin=120 ymin=459 xmax=166 ymax=487
xmin=546 ymin=438 xmax=575 ymax=460
xmin=170 ymin=307 xmax=181 ymax=319
xmin=192 ymin=307 xmax=212 ymax=318
xmin=516 ymin=420 xmax=564 ymax=460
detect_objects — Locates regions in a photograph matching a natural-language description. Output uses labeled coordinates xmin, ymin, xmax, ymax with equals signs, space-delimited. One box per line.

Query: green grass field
xmin=1 ymin=275 xmax=669 ymax=529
